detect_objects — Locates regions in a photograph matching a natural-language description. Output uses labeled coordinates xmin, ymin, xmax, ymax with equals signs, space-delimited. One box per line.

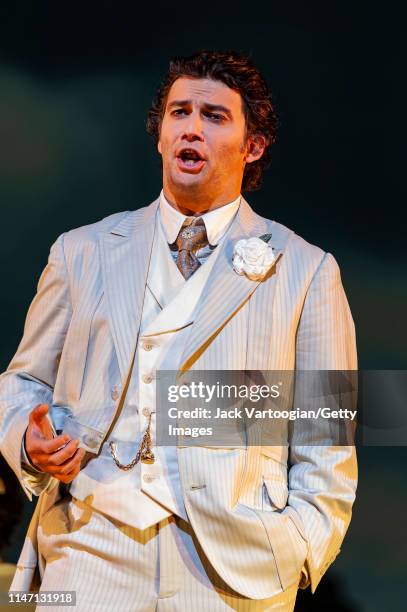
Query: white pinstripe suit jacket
xmin=0 ymin=196 xmax=357 ymax=599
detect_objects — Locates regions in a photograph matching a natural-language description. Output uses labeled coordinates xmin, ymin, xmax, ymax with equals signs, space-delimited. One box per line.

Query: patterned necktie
xmin=174 ymin=217 xmax=209 ymax=280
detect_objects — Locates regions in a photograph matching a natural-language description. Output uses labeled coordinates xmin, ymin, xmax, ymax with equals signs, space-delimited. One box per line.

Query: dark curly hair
xmin=146 ymin=50 xmax=278 ymax=192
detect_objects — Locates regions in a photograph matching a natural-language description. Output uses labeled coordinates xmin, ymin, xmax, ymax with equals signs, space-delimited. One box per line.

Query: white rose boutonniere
xmin=232 ymin=233 xmax=276 ymax=281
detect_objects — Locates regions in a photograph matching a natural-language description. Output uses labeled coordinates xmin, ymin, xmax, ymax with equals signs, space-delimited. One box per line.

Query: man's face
xmin=158 ymin=77 xmax=264 ymax=209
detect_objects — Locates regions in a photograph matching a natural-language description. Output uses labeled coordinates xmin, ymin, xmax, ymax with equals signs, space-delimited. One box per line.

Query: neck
xmin=163 ymin=189 xmax=240 ymax=216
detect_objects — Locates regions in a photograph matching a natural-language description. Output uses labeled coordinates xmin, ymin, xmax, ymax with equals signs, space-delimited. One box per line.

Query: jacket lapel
xmin=178 ymin=197 xmax=291 ymax=372
xmin=99 ymin=199 xmax=159 ymax=379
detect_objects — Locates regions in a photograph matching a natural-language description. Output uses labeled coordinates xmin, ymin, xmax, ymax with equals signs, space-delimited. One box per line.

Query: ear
xmin=157 ymin=139 xmax=162 ymax=155
xmin=244 ymin=134 xmax=267 ymax=164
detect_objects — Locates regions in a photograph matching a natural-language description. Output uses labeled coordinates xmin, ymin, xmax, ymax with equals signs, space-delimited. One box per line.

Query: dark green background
xmin=0 ymin=2 xmax=405 ymax=610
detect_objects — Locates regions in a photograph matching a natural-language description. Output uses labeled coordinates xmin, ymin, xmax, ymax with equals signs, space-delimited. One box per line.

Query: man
xmin=0 ymin=51 xmax=357 ymax=611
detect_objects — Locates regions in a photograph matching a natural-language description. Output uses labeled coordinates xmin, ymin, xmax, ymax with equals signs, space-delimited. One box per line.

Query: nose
xmin=181 ymin=111 xmax=204 ymax=142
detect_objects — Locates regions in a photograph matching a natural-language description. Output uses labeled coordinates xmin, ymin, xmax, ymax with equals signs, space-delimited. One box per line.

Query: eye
xmin=171 ymin=109 xmax=187 ymax=116
xmin=205 ymin=112 xmax=224 ymax=121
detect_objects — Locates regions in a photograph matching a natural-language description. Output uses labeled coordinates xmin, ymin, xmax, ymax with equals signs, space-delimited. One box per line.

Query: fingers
xmin=29 ymin=403 xmax=49 ymax=425
xmin=41 ymin=434 xmax=71 ymax=454
xmin=44 ymin=439 xmax=81 ymax=467
xmin=46 ymin=447 xmax=86 ymax=476
xmin=32 ymin=439 xmax=81 ymax=469
xmin=30 ymin=445 xmax=86 ymax=482
xmin=28 ymin=433 xmax=70 ymax=455
xmin=29 ymin=404 xmax=54 ymax=439
xmin=25 ymin=405 xmax=86 ymax=483
xmin=54 ymin=458 xmax=83 ymax=484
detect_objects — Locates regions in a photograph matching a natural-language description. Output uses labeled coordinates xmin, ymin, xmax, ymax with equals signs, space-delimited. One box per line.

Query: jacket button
xmin=142 ymin=374 xmax=153 ymax=384
xmin=143 ymin=474 xmax=155 ymax=483
xmin=83 ymin=434 xmax=97 ymax=449
xmin=142 ymin=407 xmax=152 ymax=417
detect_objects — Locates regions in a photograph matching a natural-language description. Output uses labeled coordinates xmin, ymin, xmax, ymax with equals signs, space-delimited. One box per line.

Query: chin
xmin=171 ymin=173 xmax=207 ymax=192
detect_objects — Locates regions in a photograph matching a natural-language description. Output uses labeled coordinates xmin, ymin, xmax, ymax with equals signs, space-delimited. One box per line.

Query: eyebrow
xmin=167 ymin=99 xmax=233 ymax=119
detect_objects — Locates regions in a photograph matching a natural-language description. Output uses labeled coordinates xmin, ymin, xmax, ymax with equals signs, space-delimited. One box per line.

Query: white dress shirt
xmin=159 ymin=190 xmax=241 ymax=265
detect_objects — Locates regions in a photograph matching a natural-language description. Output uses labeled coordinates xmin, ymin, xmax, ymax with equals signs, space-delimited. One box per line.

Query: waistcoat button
xmin=111 ymin=387 xmax=120 ymax=401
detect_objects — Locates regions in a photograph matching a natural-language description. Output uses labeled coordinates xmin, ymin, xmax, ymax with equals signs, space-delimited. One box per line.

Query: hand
xmin=24 ymin=404 xmax=85 ymax=484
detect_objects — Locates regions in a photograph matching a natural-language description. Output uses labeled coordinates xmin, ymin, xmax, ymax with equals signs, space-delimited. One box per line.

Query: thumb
xmin=29 ymin=404 xmax=54 ymax=439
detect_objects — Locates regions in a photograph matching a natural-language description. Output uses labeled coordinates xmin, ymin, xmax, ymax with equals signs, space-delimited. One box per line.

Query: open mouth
xmin=176 ymin=148 xmax=206 ymax=173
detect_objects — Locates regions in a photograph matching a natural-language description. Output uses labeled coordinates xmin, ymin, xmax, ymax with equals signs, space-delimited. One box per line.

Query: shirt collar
xmin=158 ymin=190 xmax=241 ymax=246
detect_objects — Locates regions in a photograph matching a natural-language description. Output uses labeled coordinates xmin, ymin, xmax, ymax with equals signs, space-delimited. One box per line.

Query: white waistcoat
xmin=69 ymin=211 xmax=223 ymax=529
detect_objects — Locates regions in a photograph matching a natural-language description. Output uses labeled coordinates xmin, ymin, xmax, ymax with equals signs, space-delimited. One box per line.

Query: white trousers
xmin=37 ymin=495 xmax=299 ymax=612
